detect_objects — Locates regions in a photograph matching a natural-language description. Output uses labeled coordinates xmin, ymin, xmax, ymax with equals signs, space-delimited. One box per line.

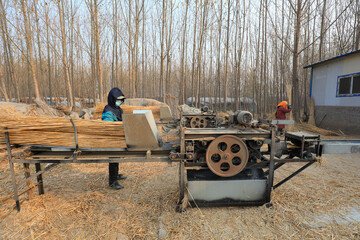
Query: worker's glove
xmin=287 ymin=105 xmax=293 ymax=109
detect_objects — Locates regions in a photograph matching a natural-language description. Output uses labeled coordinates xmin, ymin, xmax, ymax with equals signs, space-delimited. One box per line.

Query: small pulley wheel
xmin=206 ymin=135 xmax=249 ymax=177
xmin=190 ymin=116 xmax=207 ymax=128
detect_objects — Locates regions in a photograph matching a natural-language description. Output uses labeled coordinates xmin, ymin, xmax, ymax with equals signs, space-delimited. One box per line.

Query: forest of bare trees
xmin=0 ymin=0 xmax=359 ymax=120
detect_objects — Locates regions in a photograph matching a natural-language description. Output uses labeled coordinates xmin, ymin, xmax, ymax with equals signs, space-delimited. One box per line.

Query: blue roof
xmin=303 ymin=50 xmax=360 ymax=69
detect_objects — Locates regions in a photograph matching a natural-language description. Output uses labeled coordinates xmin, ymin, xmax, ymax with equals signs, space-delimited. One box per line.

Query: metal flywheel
xmin=206 ymin=135 xmax=249 ymax=177
xmin=190 ymin=116 xmax=207 ymax=128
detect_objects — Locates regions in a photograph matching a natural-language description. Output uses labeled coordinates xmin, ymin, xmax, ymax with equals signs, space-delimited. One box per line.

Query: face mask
xmin=115 ymin=100 xmax=122 ymax=107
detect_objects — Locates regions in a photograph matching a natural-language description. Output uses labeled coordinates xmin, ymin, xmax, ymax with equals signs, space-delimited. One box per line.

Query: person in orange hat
xmin=275 ymin=101 xmax=292 ymax=133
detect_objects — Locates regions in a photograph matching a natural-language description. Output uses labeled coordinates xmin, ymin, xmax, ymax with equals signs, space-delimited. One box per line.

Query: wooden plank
xmin=23 ymin=163 xmax=34 ymax=199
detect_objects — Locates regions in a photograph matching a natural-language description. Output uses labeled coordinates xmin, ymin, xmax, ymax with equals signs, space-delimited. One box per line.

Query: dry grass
xmin=294 ymin=122 xmax=340 ymax=136
xmin=0 ymin=154 xmax=359 ymax=239
xmin=165 ymin=94 xmax=180 ymax=119
xmin=0 ymin=106 xmax=126 ymax=148
xmin=94 ymin=103 xmax=162 ymax=120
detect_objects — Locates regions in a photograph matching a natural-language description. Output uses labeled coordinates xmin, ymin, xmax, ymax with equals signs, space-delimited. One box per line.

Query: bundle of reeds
xmin=0 ymin=106 xmax=126 ymax=148
xmin=93 ymin=103 xmax=162 ymax=120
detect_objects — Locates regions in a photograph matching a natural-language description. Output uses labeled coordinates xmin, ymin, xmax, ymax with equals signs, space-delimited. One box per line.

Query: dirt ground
xmin=0 ymin=153 xmax=359 ymax=240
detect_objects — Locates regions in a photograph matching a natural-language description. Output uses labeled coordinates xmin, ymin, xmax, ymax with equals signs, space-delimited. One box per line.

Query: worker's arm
xmin=102 ymin=111 xmax=118 ymax=121
xmin=282 ymin=107 xmax=292 ymax=113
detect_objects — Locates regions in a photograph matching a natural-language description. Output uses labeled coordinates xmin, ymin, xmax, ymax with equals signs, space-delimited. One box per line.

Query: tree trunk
xmin=292 ymin=0 xmax=302 ymax=121
xmin=0 ymin=53 xmax=9 ymax=101
xmin=57 ymin=0 xmax=74 ymax=108
xmin=180 ymin=0 xmax=189 ymax=104
xmin=354 ymin=0 xmax=360 ymax=50
xmin=21 ymin=0 xmax=41 ymax=100
xmin=196 ymin=0 xmax=208 ymax=108
xmin=166 ymin=1 xmax=174 ymax=98
xmin=94 ymin=0 xmax=104 ymax=101
xmin=128 ymin=0 xmax=132 ymax=97
xmin=45 ymin=2 xmax=52 ymax=103
xmin=319 ymin=0 xmax=327 ymax=61
xmin=34 ymin=0 xmax=43 ymax=96
xmin=160 ymin=0 xmax=166 ymax=102
xmin=190 ymin=1 xmax=198 ymax=106
xmin=215 ymin=0 xmax=223 ymax=111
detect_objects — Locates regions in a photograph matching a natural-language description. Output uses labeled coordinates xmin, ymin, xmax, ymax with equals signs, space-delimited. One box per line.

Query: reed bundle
xmin=94 ymin=103 xmax=161 ymax=120
xmin=0 ymin=106 xmax=126 ymax=148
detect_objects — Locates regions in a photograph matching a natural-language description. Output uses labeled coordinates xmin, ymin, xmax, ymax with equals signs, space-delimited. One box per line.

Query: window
xmin=338 ymin=77 xmax=351 ymax=94
xmin=337 ymin=73 xmax=360 ymax=97
xmin=353 ymin=75 xmax=360 ymax=94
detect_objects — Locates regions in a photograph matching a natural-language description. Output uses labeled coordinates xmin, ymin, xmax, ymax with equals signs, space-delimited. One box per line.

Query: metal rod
xmin=317 ymin=135 xmax=321 ymax=157
xmin=179 ymin=126 xmax=186 ymax=204
xmin=35 ymin=163 xmax=44 ymax=195
xmin=273 ymin=161 xmax=315 ymax=189
xmin=264 ymin=162 xmax=285 ymax=176
xmin=266 ymin=126 xmax=276 ymax=203
xmin=25 ymin=163 xmax=58 ymax=179
xmin=70 ymin=118 xmax=79 ymax=151
xmin=69 ymin=118 xmax=81 ymax=162
xmin=5 ymin=128 xmax=20 ymax=211
xmin=300 ymin=135 xmax=305 ymax=159
xmin=179 ymin=161 xmax=185 ymax=201
xmin=17 ymin=183 xmax=40 ymax=198
xmin=14 ymin=157 xmax=171 ymax=164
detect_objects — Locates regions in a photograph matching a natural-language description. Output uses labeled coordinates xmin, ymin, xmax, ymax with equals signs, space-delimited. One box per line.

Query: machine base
xmin=187 ymin=169 xmax=268 ymax=206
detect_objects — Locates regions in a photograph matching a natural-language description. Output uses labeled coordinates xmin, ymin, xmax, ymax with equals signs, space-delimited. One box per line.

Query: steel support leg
xmin=35 ymin=163 xmax=44 ymax=195
xmin=179 ymin=161 xmax=185 ymax=201
xmin=176 ymin=160 xmax=186 ymax=212
xmin=266 ymin=126 xmax=276 ymax=203
xmin=5 ymin=129 xmax=20 ymax=211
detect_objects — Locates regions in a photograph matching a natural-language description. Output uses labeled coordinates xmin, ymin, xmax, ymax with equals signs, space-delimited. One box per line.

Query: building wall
xmin=311 ymin=53 xmax=360 ymax=134
xmin=312 ymin=53 xmax=360 ymax=107
xmin=315 ymin=106 xmax=360 ymax=135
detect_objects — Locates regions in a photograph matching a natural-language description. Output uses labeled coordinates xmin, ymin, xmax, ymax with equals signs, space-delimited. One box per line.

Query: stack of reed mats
xmin=94 ymin=103 xmax=161 ymax=120
xmin=0 ymin=106 xmax=126 ymax=148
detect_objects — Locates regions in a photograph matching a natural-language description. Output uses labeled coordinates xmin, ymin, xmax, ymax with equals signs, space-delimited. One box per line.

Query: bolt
xmin=223 ymin=153 xmax=230 ymax=160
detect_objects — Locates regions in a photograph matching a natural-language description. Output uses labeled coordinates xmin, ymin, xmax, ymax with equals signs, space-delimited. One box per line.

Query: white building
xmin=304 ymin=50 xmax=360 ymax=134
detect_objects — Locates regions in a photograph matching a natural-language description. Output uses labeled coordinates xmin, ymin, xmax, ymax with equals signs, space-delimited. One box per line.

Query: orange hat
xmin=277 ymin=101 xmax=288 ymax=108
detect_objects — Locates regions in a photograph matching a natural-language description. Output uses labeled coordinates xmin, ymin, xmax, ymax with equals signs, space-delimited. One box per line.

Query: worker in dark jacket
xmin=102 ymin=88 xmax=127 ymax=190
xmin=275 ymin=101 xmax=292 ymax=133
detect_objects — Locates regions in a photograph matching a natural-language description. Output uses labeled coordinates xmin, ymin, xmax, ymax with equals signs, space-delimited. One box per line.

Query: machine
xmin=171 ymin=109 xmax=321 ymax=210
xmin=5 ymin=107 xmax=322 ymax=212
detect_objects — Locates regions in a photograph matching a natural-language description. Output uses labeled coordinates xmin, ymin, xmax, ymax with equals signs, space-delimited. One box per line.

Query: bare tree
xmin=160 ymin=0 xmax=166 ymax=102
xmin=215 ymin=0 xmax=223 ymax=111
xmin=355 ymin=0 xmax=360 ymax=50
xmin=45 ymin=2 xmax=52 ymax=103
xmin=0 ymin=0 xmax=19 ymax=101
xmin=195 ymin=0 xmax=208 ymax=108
xmin=94 ymin=0 xmax=103 ymax=101
xmin=180 ymin=0 xmax=189 ymax=104
xmin=57 ymin=0 xmax=74 ymax=108
xmin=0 ymin=52 xmax=9 ymax=101
xmin=291 ymin=0 xmax=303 ymax=121
xmin=20 ymin=0 xmax=41 ymax=100
xmin=319 ymin=0 xmax=327 ymax=60
xmin=0 ymin=0 xmax=357 ymax=118
xmin=223 ymin=0 xmax=231 ymax=111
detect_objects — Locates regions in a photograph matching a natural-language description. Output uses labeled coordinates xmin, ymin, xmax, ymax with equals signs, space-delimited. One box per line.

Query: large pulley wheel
xmin=190 ymin=116 xmax=207 ymax=128
xmin=206 ymin=135 xmax=249 ymax=177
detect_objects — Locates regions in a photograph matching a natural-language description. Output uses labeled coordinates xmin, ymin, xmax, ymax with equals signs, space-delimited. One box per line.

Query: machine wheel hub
xmin=206 ymin=135 xmax=249 ymax=177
